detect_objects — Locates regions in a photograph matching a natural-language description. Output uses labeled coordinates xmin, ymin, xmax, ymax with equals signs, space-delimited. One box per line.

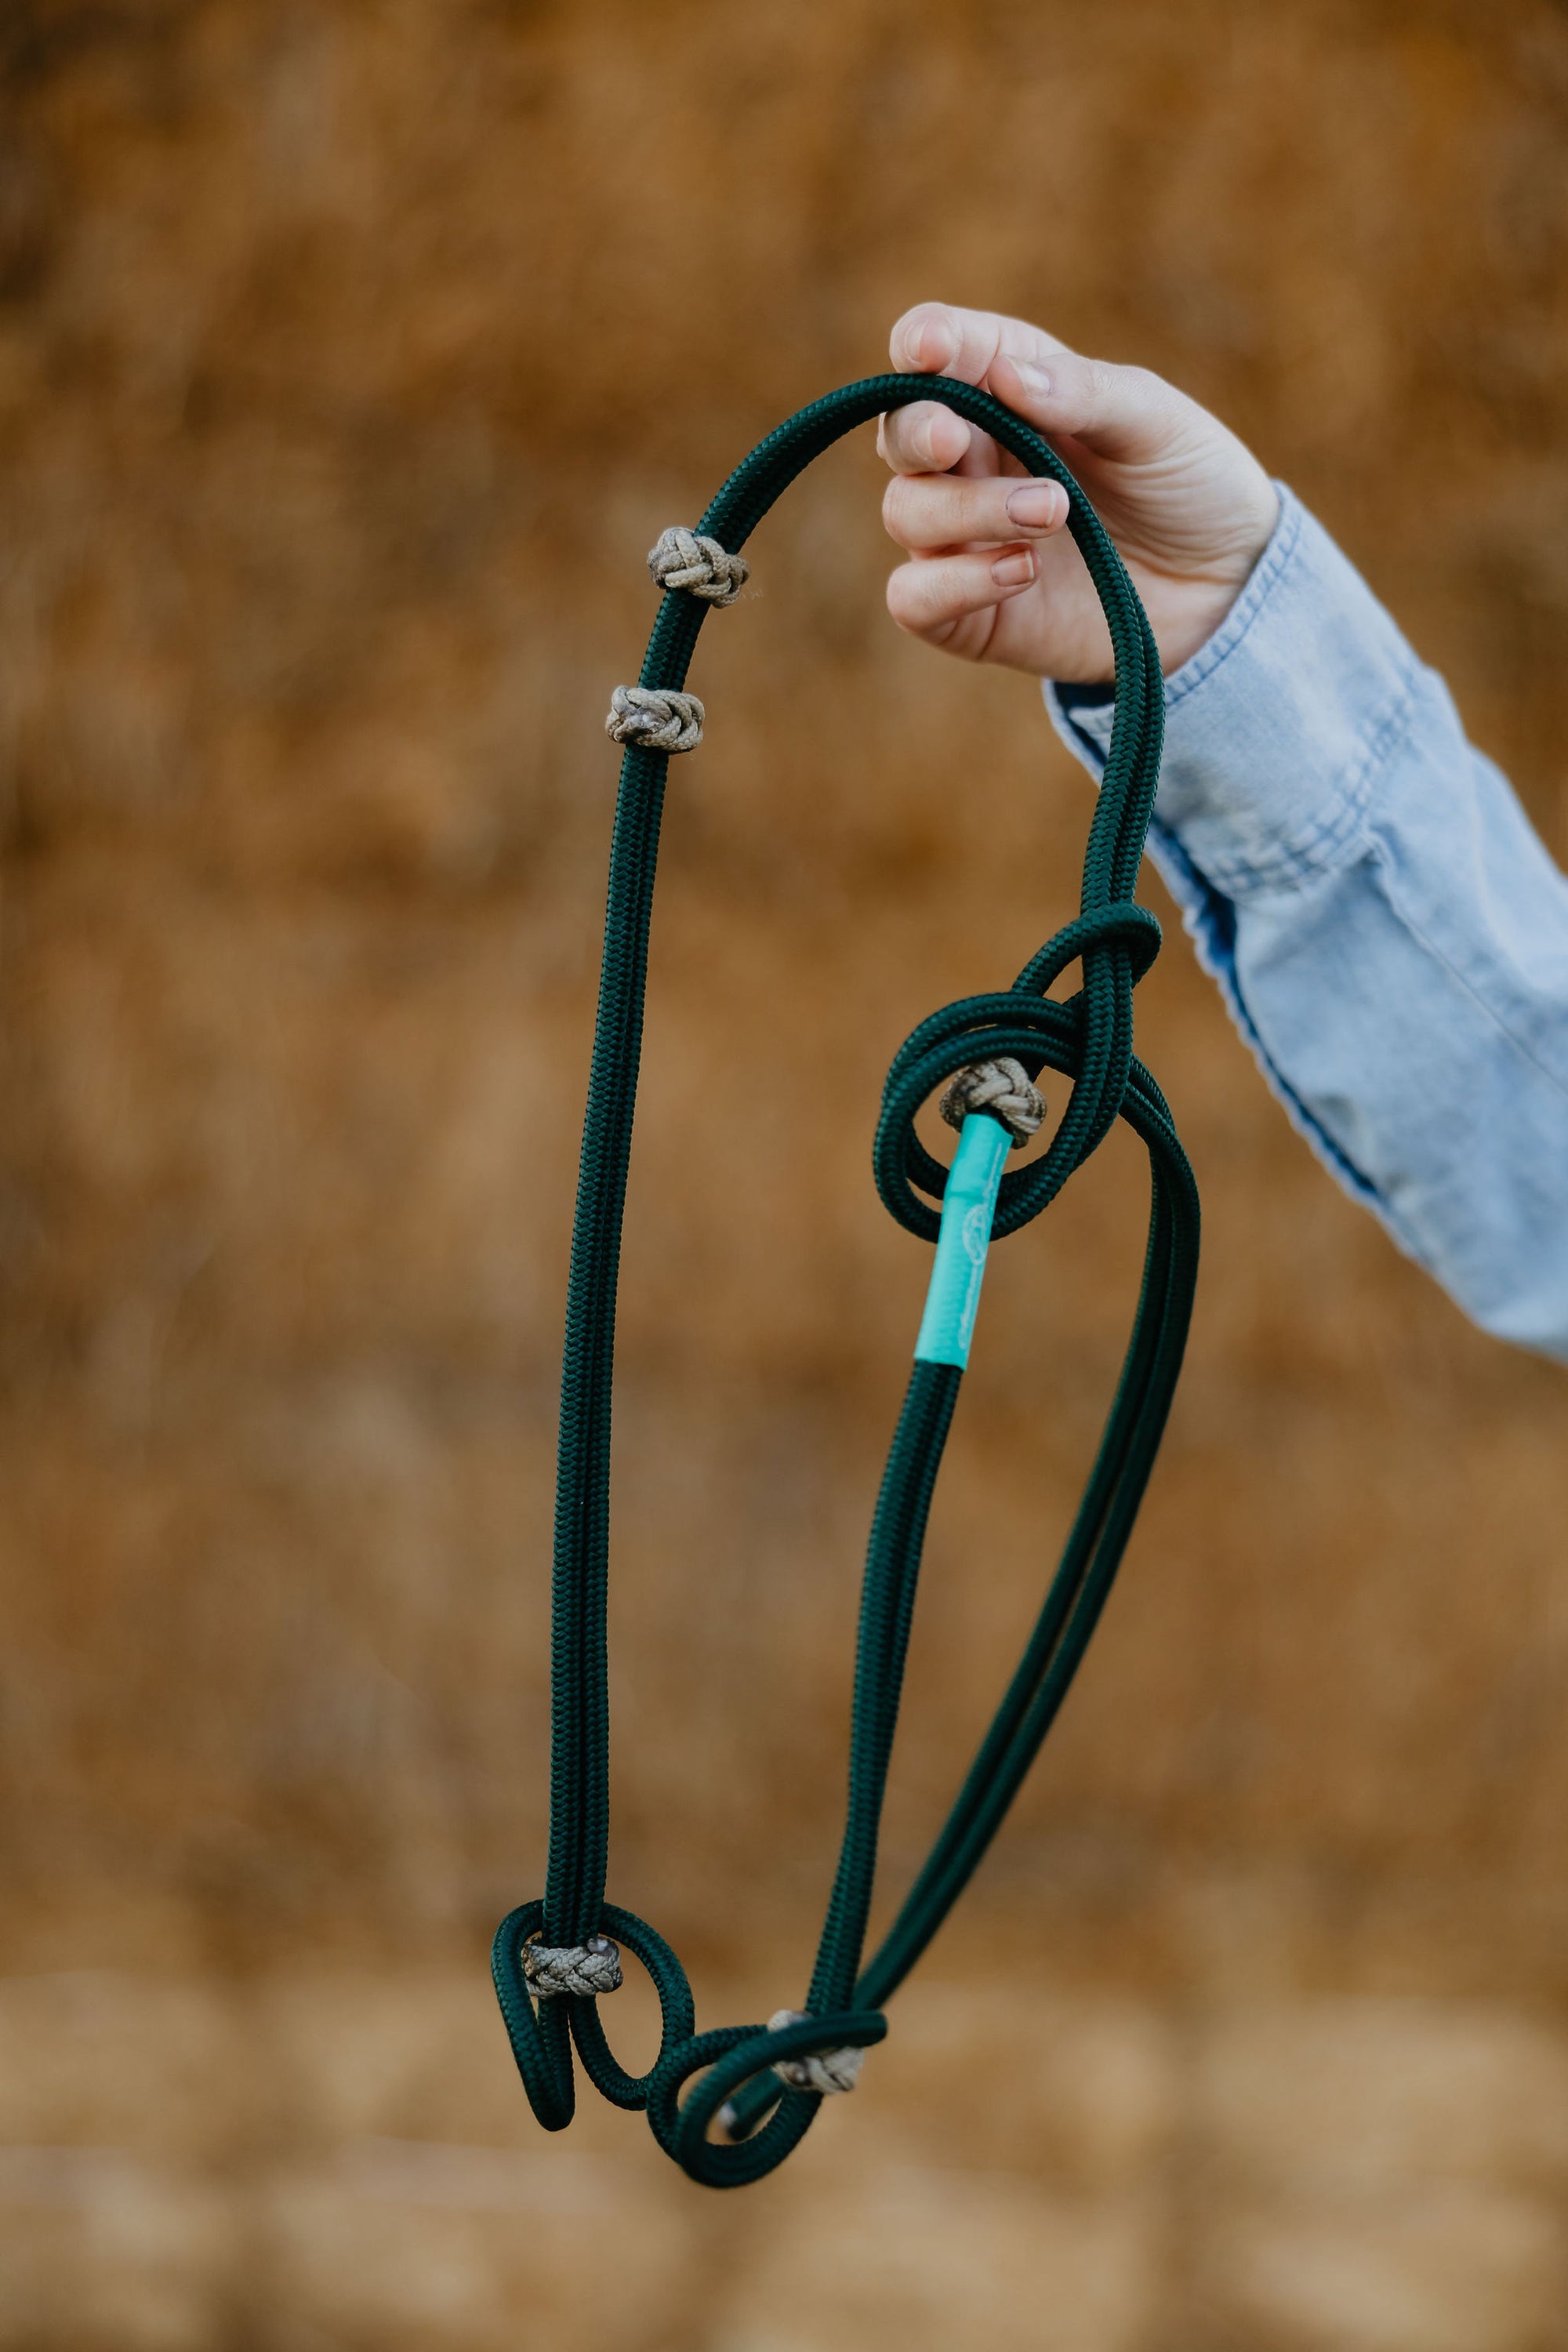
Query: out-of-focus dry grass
xmin=1 ymin=2 xmax=1567 ymax=2346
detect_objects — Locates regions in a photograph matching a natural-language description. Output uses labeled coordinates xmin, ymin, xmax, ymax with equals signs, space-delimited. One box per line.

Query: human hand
xmin=879 ymin=303 xmax=1279 ymax=681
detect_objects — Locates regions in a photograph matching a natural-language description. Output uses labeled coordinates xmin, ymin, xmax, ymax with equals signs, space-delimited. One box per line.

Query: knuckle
xmin=881 ymin=474 xmax=911 ymax=534
xmin=890 ymin=300 xmax=938 ymax=361
xmin=905 ymin=561 xmax=947 ymax=623
xmin=898 ymin=298 xmax=943 ymax=336
xmin=885 ymin=562 xmax=924 ymax=624
xmin=884 ymin=557 xmax=921 ymax=612
xmin=909 ymin=400 xmax=967 ymax=461
xmin=906 ymin=558 xmax=960 ymax=627
xmin=880 ymin=409 xmax=926 ymax=468
xmin=1120 ymin=362 xmax=1170 ymax=408
xmin=1080 ymin=357 xmax=1116 ymax=410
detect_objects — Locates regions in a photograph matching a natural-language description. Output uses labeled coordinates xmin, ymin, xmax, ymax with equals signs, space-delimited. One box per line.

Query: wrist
xmin=1047 ymin=486 xmax=1423 ymax=899
xmin=1153 ymin=481 xmax=1283 ymax=675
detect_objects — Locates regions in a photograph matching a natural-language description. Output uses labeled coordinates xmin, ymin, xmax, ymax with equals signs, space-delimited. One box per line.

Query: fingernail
xmin=919 ymin=317 xmax=956 ymax=369
xmin=1011 ymin=358 xmax=1051 ymax=397
xmin=1005 ymin=485 xmax=1062 ymax=529
xmin=992 ymin=550 xmax=1035 ymax=588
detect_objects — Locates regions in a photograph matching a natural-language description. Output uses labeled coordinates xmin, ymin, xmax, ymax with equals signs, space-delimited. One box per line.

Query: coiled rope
xmin=492 ymin=374 xmax=1200 ymax=2190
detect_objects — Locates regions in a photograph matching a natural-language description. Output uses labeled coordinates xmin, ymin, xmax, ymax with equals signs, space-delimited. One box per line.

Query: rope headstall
xmin=490 ymin=375 xmax=1201 ymax=2188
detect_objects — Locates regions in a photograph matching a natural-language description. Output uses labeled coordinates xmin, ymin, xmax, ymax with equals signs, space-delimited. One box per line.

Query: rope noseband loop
xmin=495 ymin=376 xmax=1200 ymax=2190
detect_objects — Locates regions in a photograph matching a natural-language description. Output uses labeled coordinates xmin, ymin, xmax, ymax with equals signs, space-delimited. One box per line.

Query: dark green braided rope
xmin=492 ymin=374 xmax=1201 ymax=2188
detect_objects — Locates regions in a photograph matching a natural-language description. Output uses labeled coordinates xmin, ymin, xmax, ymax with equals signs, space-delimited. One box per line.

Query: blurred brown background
xmin=2 ymin=1 xmax=1567 ymax=2345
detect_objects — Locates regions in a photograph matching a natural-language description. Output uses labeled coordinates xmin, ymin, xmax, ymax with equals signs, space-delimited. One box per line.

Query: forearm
xmin=1048 ymin=490 xmax=1568 ymax=1360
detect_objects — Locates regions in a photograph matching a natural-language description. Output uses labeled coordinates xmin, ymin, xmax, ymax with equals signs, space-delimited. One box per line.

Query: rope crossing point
xmin=765 ymin=2011 xmax=866 ymax=2096
xmin=492 ymin=374 xmax=1201 ymax=2190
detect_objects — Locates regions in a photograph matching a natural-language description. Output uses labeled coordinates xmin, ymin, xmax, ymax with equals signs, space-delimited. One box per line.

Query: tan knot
xmin=522 ymin=1934 xmax=623 ymax=1999
xmin=938 ymin=1057 xmax=1046 ymax=1147
xmin=605 ymin=685 xmax=705 ymax=754
xmin=648 ymin=526 xmax=750 ymax=607
xmin=767 ymin=2009 xmax=865 ymax=2096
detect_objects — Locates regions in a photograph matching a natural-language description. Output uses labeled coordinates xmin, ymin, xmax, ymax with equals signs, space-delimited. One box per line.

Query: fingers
xmin=987 ymin=347 xmax=1181 ymax=463
xmin=879 ymin=303 xmax=1075 ymax=474
xmin=886 ymin=545 xmax=1037 ymax=648
xmin=883 ymin=470 xmax=1068 ymax=553
xmin=877 ymin=399 xmax=975 ymax=477
xmin=889 ymin=301 xmax=1069 ymax=384
xmin=882 ymin=302 xmax=1188 ymax=470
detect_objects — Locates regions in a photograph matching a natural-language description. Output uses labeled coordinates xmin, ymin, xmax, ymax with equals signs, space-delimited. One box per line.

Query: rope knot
xmin=648 ymin=526 xmax=750 ymax=607
xmin=939 ymin=1056 xmax=1046 ymax=1147
xmin=522 ymin=1933 xmax=623 ymax=1999
xmin=766 ymin=2009 xmax=866 ymax=2096
xmin=605 ymin=685 xmax=705 ymax=754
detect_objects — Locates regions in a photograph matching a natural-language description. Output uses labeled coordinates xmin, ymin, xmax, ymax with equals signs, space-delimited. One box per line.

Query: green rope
xmin=492 ymin=374 xmax=1201 ymax=2188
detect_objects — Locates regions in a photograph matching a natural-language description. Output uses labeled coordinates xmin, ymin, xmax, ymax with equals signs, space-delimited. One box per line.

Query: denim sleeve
xmin=1044 ymin=487 xmax=1568 ymax=1361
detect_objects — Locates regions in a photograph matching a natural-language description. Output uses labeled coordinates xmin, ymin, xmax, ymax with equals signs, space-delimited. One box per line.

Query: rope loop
xmin=501 ymin=373 xmax=1200 ymax=2194
xmin=1011 ymin=898 xmax=1163 ymax=998
xmin=648 ymin=525 xmax=750 ymax=606
xmin=605 ymin=684 xmax=705 ymax=753
xmin=873 ymin=898 xmax=1163 ymax=1246
xmin=644 ymin=2009 xmax=888 ymax=2187
xmin=492 ymin=1900 xmax=695 ymax=2132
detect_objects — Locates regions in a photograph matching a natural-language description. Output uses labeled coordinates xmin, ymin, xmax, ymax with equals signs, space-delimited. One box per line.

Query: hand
xmin=879 ymin=303 xmax=1280 ymax=681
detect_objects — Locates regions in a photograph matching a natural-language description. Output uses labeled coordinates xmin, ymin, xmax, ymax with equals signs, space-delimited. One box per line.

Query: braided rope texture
xmin=523 ymin=1935 xmax=623 ymax=1998
xmin=491 ymin=374 xmax=1201 ymax=2190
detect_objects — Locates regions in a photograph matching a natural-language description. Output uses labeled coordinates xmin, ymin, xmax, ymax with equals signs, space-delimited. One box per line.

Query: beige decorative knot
xmin=767 ymin=2009 xmax=866 ymax=2097
xmin=605 ymin=684 xmax=705 ymax=754
xmin=522 ymin=1934 xmax=623 ymax=1999
xmin=648 ymin=526 xmax=750 ymax=607
xmin=938 ymin=1056 xmax=1046 ymax=1148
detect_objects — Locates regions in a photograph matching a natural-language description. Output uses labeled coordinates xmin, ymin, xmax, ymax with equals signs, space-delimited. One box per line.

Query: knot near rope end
xmin=605 ymin=684 xmax=705 ymax=754
xmin=767 ymin=2009 xmax=866 ymax=2096
xmin=939 ymin=1056 xmax=1046 ymax=1148
xmin=648 ymin=525 xmax=750 ymax=606
xmin=522 ymin=1933 xmax=623 ymax=1999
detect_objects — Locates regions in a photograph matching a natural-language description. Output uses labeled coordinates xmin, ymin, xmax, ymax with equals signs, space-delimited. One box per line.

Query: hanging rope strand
xmin=492 ymin=373 xmax=1200 ymax=2189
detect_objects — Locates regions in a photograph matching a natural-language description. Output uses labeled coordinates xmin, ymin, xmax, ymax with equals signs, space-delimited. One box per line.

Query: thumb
xmin=988 ymin=347 xmax=1183 ymax=465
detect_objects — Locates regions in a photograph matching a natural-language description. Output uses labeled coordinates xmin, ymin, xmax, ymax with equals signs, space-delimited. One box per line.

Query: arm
xmin=879 ymin=303 xmax=1568 ymax=1360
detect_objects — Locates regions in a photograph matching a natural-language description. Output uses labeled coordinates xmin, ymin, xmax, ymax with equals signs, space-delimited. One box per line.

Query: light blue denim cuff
xmin=1043 ymin=485 xmax=1422 ymax=899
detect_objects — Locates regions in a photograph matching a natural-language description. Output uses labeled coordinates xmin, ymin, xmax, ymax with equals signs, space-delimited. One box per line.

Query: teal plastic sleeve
xmin=913 ymin=1114 xmax=1011 ymax=1369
